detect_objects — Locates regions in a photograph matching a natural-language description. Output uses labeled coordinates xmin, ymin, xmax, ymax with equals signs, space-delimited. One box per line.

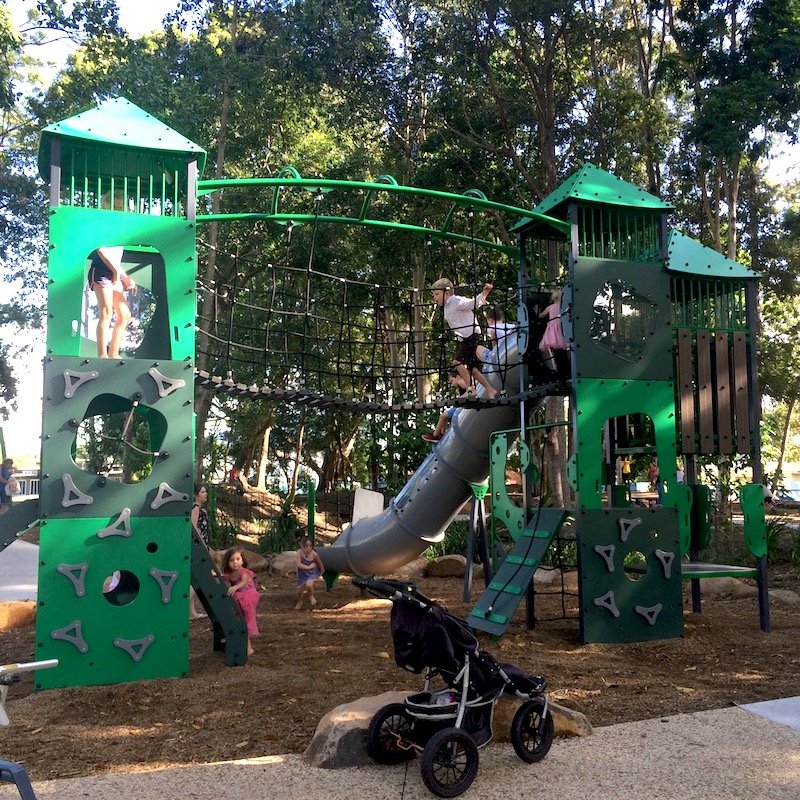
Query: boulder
xmin=769 ymin=588 xmax=800 ymax=606
xmin=392 ymin=557 xmax=428 ymax=579
xmin=304 ymin=690 xmax=410 ymax=768
xmin=693 ymin=577 xmax=755 ymax=597
xmin=271 ymin=550 xmax=299 ymax=575
xmin=426 ymin=554 xmax=467 ymax=577
xmin=533 ymin=567 xmax=557 ymax=586
xmin=0 ymin=601 xmax=36 ymax=631
xmin=303 ymin=691 xmax=591 ymax=769
xmin=494 ymin=698 xmax=593 ymax=740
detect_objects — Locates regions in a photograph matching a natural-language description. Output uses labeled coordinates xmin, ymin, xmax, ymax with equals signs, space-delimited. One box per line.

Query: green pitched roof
xmin=532 ymin=163 xmax=673 ymax=219
xmin=666 ymin=230 xmax=759 ymax=280
xmin=38 ymin=97 xmax=206 ymax=179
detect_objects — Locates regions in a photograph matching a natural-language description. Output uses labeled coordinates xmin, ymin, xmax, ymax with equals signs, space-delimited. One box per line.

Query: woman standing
xmin=0 ymin=457 xmax=14 ymax=516
xmin=189 ymin=483 xmax=209 ymax=620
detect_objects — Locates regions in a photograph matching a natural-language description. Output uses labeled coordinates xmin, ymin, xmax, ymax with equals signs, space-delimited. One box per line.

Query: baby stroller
xmin=354 ymin=578 xmax=554 ymax=798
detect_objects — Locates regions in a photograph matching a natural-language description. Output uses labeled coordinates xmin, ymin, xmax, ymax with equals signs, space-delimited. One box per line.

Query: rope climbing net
xmin=193 ymin=173 xmax=569 ymax=413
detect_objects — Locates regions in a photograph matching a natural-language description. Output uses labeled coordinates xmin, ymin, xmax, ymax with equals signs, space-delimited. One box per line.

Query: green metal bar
xmin=69 ymin=148 xmax=75 ymax=207
xmin=196 ymin=177 xmax=570 ymax=236
xmin=196 ymin=212 xmax=521 ymax=256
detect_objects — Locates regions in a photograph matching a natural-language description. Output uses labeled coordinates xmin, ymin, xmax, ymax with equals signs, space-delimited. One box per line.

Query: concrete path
xmin=0 ymin=540 xmax=38 ymax=601
xmin=1 ymin=705 xmax=798 ymax=799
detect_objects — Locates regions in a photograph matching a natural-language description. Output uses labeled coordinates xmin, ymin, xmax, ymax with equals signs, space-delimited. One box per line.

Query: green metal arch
xmin=196 ymin=173 xmax=569 ymax=256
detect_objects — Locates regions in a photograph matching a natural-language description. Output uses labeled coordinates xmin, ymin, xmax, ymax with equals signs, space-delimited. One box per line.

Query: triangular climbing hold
xmin=150 ymin=482 xmax=189 ymax=510
xmin=61 ymin=474 xmax=93 ymax=507
xmin=593 ymin=590 xmax=621 ymax=618
xmin=618 ymin=516 xmax=642 ymax=543
xmin=654 ymin=549 xmax=675 ymax=580
xmin=149 ymin=568 xmax=178 ymax=603
xmin=97 ymin=508 xmax=134 ymax=539
xmin=593 ymin=544 xmax=616 ymax=572
xmin=148 ymin=366 xmax=187 ymax=398
xmin=51 ymin=620 xmax=89 ymax=653
xmin=634 ymin=603 xmax=663 ymax=626
xmin=62 ymin=368 xmax=98 ymax=398
xmin=114 ymin=634 xmax=155 ymax=662
xmin=56 ymin=563 xmax=88 ymax=597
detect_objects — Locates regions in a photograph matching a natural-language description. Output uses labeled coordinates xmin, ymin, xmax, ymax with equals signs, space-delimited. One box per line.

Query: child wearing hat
xmin=430 ymin=278 xmax=498 ymax=400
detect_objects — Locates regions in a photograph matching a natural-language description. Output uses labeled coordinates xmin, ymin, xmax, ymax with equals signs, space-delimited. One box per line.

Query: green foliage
xmin=258 ymin=509 xmax=301 ymax=554
xmin=423 ymin=520 xmax=470 ymax=560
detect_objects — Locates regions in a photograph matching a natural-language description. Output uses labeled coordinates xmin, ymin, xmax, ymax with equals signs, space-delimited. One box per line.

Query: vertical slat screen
xmin=714 ymin=332 xmax=733 ymax=454
xmin=677 ymin=328 xmax=696 ymax=453
xmin=696 ymin=329 xmax=714 ymax=453
xmin=732 ymin=332 xmax=751 ymax=453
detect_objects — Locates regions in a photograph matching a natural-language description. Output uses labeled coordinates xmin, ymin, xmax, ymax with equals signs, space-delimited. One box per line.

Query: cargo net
xmin=195 ymin=249 xmax=525 ymax=414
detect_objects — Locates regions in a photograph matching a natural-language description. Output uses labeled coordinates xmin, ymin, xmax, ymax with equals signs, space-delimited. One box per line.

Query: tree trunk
xmin=255 ymin=422 xmax=272 ymax=492
xmin=284 ymin=409 xmax=306 ymax=509
xmin=194 ymin=3 xmax=238 ymax=482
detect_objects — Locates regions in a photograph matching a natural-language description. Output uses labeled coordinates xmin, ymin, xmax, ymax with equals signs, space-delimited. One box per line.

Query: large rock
xmin=426 ymin=554 xmax=467 ymax=577
xmin=271 ymin=549 xmax=299 ymax=575
xmin=304 ymin=690 xmax=409 ymax=768
xmin=0 ymin=601 xmax=36 ymax=631
xmin=393 ymin=557 xmax=428 ymax=579
xmin=692 ymin=577 xmax=758 ymax=598
xmin=769 ymin=588 xmax=800 ymax=606
xmin=494 ymin=698 xmax=593 ymax=739
xmin=303 ymin=691 xmax=592 ymax=769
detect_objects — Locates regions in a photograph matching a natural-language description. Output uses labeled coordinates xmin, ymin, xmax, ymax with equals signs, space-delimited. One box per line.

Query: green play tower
xmin=34 ymin=98 xmax=205 ymax=688
xmin=496 ymin=164 xmax=766 ymax=644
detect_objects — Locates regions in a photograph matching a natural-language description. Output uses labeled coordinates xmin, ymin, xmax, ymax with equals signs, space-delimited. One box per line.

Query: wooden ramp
xmin=467 ymin=508 xmax=568 ymax=637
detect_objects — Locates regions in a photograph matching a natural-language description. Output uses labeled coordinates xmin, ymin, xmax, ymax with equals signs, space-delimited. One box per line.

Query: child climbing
xmin=421 ymin=371 xmax=467 ymax=442
xmin=87 ymin=246 xmax=135 ymax=359
xmin=537 ymin=288 xmax=569 ymax=371
xmin=295 ymin=537 xmax=324 ymax=610
xmin=221 ymin=548 xmax=260 ymax=656
xmin=430 ymin=277 xmax=498 ymax=400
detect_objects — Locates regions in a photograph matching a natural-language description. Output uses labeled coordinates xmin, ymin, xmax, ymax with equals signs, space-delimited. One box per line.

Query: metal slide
xmin=320 ymin=336 xmax=529 ymax=576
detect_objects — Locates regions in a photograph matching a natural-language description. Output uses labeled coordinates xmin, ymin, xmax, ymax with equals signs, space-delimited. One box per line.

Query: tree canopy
xmin=1 ymin=0 xmax=799 ymax=485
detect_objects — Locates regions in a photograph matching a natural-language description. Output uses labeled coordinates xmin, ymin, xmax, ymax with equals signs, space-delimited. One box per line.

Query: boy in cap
xmin=430 ymin=277 xmax=497 ymax=400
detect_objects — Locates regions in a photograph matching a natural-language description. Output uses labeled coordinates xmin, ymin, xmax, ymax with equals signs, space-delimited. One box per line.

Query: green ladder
xmin=467 ymin=508 xmax=567 ymax=636
xmin=190 ymin=530 xmax=249 ymax=666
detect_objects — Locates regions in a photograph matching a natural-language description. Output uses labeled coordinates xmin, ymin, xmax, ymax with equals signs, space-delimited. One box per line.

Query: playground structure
xmin=0 ymin=97 xmax=769 ymax=692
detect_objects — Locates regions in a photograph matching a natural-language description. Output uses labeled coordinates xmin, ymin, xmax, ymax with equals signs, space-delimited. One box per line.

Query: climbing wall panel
xmin=35 ymin=516 xmax=190 ymax=689
xmin=39 ymin=356 xmax=194 ymax=520
xmin=36 ymin=355 xmax=194 ymax=687
xmin=577 ymin=507 xmax=683 ymax=644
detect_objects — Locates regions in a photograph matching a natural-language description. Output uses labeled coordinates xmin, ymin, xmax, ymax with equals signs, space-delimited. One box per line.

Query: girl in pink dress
xmin=221 ymin=548 xmax=261 ymax=655
xmin=538 ymin=288 xmax=569 ymax=370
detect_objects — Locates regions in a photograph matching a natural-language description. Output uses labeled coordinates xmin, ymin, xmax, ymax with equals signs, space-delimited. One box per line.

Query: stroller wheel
xmin=366 ymin=703 xmax=415 ymax=764
xmin=420 ymin=727 xmax=479 ymax=798
xmin=511 ymin=698 xmax=554 ymax=763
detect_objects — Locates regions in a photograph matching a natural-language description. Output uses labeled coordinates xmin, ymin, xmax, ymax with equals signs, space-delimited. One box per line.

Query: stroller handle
xmin=352 ymin=576 xmax=416 ymax=599
xmin=353 ymin=577 xmax=439 ymax=609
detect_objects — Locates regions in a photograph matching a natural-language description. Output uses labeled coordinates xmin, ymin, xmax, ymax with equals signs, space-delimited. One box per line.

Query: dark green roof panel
xmin=38 ymin=97 xmax=206 ymax=178
xmin=666 ymin=230 xmax=759 ymax=280
xmin=533 ymin=163 xmax=673 ymax=219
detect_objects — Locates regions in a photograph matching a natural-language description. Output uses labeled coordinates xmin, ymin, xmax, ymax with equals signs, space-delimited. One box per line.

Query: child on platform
xmin=430 ymin=277 xmax=498 ymax=400
xmin=221 ymin=548 xmax=260 ymax=656
xmin=537 ymin=288 xmax=569 ymax=371
xmin=295 ymin=537 xmax=324 ymax=610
